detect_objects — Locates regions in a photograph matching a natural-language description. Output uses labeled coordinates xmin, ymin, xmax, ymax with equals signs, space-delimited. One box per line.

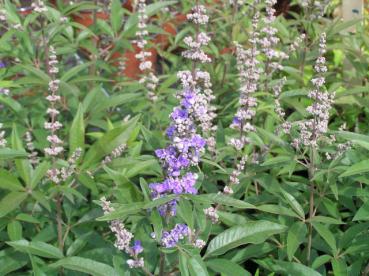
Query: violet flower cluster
xmin=101 ymin=197 xmax=145 ymax=269
xmin=180 ymin=5 xmax=217 ymax=152
xmin=149 ymin=86 xmax=206 ymax=216
xmin=160 ymin=223 xmax=189 ymax=248
xmin=135 ymin=0 xmax=159 ymax=102
xmin=293 ymin=33 xmax=335 ymax=148
xmin=149 ymin=4 xmax=216 ymax=248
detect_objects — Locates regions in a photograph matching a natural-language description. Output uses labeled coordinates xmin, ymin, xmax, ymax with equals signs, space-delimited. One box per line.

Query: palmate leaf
xmin=50 ymin=257 xmax=119 ymax=276
xmin=205 ymin=221 xmax=286 ymax=257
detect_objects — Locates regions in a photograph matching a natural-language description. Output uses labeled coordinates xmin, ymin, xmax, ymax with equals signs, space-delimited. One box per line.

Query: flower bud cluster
xmin=204 ymin=206 xmax=219 ymax=224
xmin=259 ymin=0 xmax=288 ymax=78
xmin=32 ymin=0 xmax=47 ymax=13
xmin=0 ymin=123 xmax=7 ymax=148
xmin=229 ymin=14 xmax=260 ymax=150
xmin=25 ymin=131 xmax=39 ymax=165
xmin=0 ymin=10 xmax=6 ymax=21
xmin=135 ymin=0 xmax=159 ymax=102
xmin=293 ymin=33 xmax=335 ymax=148
xmin=46 ymin=148 xmax=82 ymax=183
xmin=102 ymin=144 xmax=127 ymax=165
xmin=44 ymin=46 xmax=63 ymax=162
xmin=101 ymin=197 xmax=144 ymax=269
xmin=0 ymin=88 xmax=9 ymax=96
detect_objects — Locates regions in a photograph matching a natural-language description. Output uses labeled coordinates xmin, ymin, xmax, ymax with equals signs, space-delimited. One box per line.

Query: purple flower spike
xmin=131 ymin=240 xmax=144 ymax=256
xmin=161 ymin=224 xmax=189 ymax=248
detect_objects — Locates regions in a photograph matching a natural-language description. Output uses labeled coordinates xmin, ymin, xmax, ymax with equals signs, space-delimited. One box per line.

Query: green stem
xmin=306 ymin=147 xmax=315 ymax=265
xmin=159 ymin=251 xmax=165 ymax=276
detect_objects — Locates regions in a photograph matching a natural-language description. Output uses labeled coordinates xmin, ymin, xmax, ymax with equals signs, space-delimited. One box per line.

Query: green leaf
xmin=0 ymin=95 xmax=22 ymax=113
xmin=7 ymin=220 xmax=23 ymax=240
xmin=0 ymin=148 xmax=28 ymax=160
xmin=17 ymin=64 xmax=50 ymax=82
xmin=11 ymin=125 xmax=31 ymax=185
xmin=309 ymin=216 xmax=344 ymax=225
xmin=110 ymin=0 xmax=124 ymax=33
xmin=0 ymin=169 xmax=23 ymax=191
xmin=255 ymin=204 xmax=300 ymax=218
xmin=280 ymin=189 xmax=305 ymax=219
xmin=206 ymin=258 xmax=251 ymax=276
xmin=287 ymin=222 xmax=307 ymax=261
xmin=30 ymin=254 xmax=47 ymax=276
xmin=339 ymin=160 xmax=369 ymax=178
xmin=50 ymin=257 xmax=119 ymax=276
xmin=146 ymin=1 xmax=177 ymax=16
xmin=331 ymin=259 xmax=347 ymax=276
xmin=311 ymin=255 xmax=332 ymax=270
xmin=352 ymin=201 xmax=369 ymax=221
xmin=143 ymin=194 xmax=177 ymax=210
xmin=16 ymin=213 xmax=40 ymax=224
xmin=69 ymin=103 xmax=85 ymax=155
xmin=7 ymin=240 xmax=63 ymax=259
xmin=179 ymin=252 xmax=190 ymax=276
xmin=30 ymin=162 xmax=50 ymax=189
xmin=0 ymin=250 xmax=28 ymax=275
xmin=260 ymin=260 xmax=322 ymax=276
xmin=97 ymin=202 xmax=145 ymax=221
xmin=187 ymin=194 xmax=254 ymax=209
xmin=261 ymin=156 xmax=292 ymax=166
xmin=66 ymin=232 xmax=93 ymax=256
xmin=188 ymin=255 xmax=209 ymax=276
xmin=0 ymin=192 xmax=27 ymax=218
xmin=61 ymin=62 xmax=92 ymax=82
xmin=205 ymin=221 xmax=286 ymax=257
xmin=312 ymin=223 xmax=337 ymax=254
xmin=95 ymin=94 xmax=140 ymax=112
xmin=82 ymin=116 xmax=139 ymax=168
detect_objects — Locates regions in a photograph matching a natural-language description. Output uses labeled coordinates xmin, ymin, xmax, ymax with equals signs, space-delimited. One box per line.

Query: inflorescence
xmin=293 ymin=33 xmax=335 ymax=148
xmin=135 ymin=0 xmax=159 ymax=102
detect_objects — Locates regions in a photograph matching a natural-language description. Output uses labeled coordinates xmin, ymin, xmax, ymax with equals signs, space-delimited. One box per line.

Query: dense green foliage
xmin=0 ymin=0 xmax=369 ymax=275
